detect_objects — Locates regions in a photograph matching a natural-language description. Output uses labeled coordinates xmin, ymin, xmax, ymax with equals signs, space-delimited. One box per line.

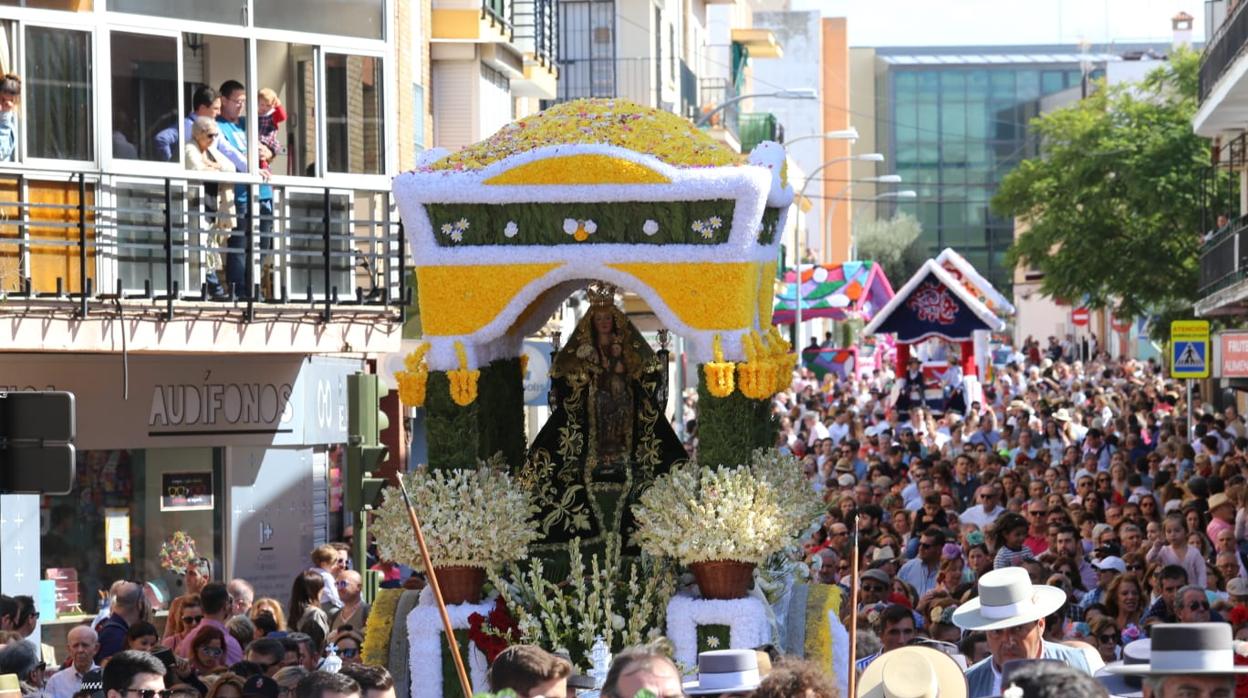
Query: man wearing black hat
xmin=1103 ymin=623 xmax=1248 ymax=698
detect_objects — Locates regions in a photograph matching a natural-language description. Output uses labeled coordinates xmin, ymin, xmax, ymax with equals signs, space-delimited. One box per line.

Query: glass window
xmin=107 ymin=0 xmax=242 ymax=24
xmin=940 ymin=70 xmax=966 ymax=97
xmin=257 ymin=40 xmax=316 ymax=177
xmin=326 ymin=53 xmax=384 ymax=175
xmin=255 ymin=0 xmax=384 ymax=40
xmin=916 ymin=71 xmax=938 ymax=102
xmin=110 ymin=32 xmax=179 ymax=162
xmin=1041 ymin=70 xmax=1066 ymax=95
xmin=967 ymin=70 xmax=988 ymax=99
xmin=26 ymin=26 xmax=92 ymax=161
xmin=989 ymin=70 xmax=1015 ymax=96
xmin=1017 ymin=70 xmax=1040 ymax=101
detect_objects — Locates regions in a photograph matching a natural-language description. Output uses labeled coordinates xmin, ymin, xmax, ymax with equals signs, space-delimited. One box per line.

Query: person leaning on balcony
xmin=185 ymin=115 xmax=235 ymax=299
xmin=0 ymin=74 xmax=20 ymax=162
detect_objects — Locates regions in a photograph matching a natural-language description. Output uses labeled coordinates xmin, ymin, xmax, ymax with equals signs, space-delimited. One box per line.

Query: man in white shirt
xmin=960 ymin=486 xmax=1004 ymax=530
xmin=46 ymin=625 xmax=98 ymax=698
xmin=828 ymin=410 xmax=850 ymax=445
xmin=803 ymin=411 xmax=829 ymax=448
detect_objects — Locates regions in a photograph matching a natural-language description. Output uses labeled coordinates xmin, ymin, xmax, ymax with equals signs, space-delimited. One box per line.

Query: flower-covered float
xmin=368 ymin=100 xmax=847 ymax=697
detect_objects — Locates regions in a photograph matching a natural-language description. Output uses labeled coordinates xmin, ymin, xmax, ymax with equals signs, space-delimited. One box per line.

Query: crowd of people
xmin=1 ymin=336 xmax=1246 ymax=698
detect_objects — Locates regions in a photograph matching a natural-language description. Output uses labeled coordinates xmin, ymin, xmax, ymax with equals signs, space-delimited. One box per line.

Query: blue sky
xmin=790 ymin=0 xmax=1206 ymax=47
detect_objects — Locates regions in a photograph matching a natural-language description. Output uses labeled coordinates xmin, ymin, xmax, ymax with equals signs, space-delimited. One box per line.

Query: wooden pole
xmin=847 ymin=509 xmax=861 ymax=698
xmin=396 ymin=477 xmax=474 ymax=697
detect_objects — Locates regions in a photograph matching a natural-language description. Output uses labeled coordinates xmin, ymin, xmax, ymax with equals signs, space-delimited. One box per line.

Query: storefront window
xmin=106 ymin=0 xmax=244 ymax=25
xmin=25 ymin=26 xmax=93 ymax=161
xmin=254 ymin=0 xmax=384 ymax=40
xmin=326 ymin=54 xmax=383 ymax=175
xmin=41 ymin=448 xmax=220 ymax=614
xmin=110 ymin=32 xmax=179 ymax=162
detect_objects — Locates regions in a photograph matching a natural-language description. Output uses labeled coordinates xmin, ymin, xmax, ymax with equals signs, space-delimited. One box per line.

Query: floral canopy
xmin=771 ymin=261 xmax=895 ymax=325
xmin=392 ymin=99 xmax=793 ymax=373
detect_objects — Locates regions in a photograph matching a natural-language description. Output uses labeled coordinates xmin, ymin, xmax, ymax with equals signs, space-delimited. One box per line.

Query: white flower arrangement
xmin=632 ymin=449 xmax=824 ymax=566
xmin=406 ymin=589 xmax=493 ymax=698
xmin=666 ymin=593 xmax=772 ymax=669
xmin=372 ymin=457 xmax=541 ymax=571
xmin=504 ymin=221 xmax=519 ymax=238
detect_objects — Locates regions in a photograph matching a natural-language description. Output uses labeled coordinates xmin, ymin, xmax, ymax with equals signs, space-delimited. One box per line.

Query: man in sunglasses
xmin=1176 ymin=586 xmax=1216 ymax=623
xmin=102 ymin=651 xmax=166 ymax=698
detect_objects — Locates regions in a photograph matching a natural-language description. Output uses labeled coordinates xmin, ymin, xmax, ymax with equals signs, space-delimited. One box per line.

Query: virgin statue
xmin=519 ymin=283 xmax=687 ymax=553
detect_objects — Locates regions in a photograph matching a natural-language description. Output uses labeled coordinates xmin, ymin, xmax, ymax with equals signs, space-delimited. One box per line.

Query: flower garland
xmin=407 ymin=587 xmax=493 ymax=698
xmin=159 ymin=531 xmax=198 ymax=575
xmin=703 ymin=334 xmax=736 ymax=398
xmin=666 ymin=593 xmax=772 ymax=670
xmin=829 ymin=595 xmax=850 ymax=698
xmin=466 ymin=597 xmax=521 ymax=663
xmin=448 ymin=341 xmax=480 ymax=406
xmin=803 ymin=585 xmax=840 ymax=673
xmin=395 ymin=343 xmax=430 ymax=408
xmin=361 ymin=588 xmax=403 ymax=666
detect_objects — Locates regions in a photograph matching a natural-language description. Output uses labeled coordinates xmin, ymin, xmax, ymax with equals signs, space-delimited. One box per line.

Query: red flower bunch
xmin=1230 ymin=604 xmax=1248 ymax=628
xmin=467 ymin=598 xmax=522 ymax=664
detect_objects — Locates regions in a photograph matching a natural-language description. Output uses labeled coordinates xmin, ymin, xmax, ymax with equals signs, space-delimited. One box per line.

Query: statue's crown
xmin=585 ymin=282 xmax=619 ymax=309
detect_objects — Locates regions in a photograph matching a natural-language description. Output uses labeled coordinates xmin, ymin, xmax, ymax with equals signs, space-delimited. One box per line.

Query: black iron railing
xmin=0 ymin=171 xmax=407 ymax=323
xmin=483 ymin=0 xmax=513 ymax=38
xmin=1200 ymin=0 xmax=1248 ymax=102
xmin=1199 ymin=215 xmax=1248 ymax=297
xmin=554 ymin=57 xmax=663 ymax=106
xmin=699 ymin=77 xmax=739 ymax=143
xmin=514 ymin=0 xmax=558 ymax=66
xmin=680 ymin=59 xmax=698 ymax=120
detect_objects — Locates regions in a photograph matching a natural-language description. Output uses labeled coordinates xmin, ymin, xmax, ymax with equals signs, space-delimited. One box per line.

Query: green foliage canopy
xmin=993 ymin=48 xmax=1207 ymax=318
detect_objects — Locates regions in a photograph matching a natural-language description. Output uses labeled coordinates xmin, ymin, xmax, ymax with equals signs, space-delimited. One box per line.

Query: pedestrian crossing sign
xmin=1170 ymin=320 xmax=1210 ymax=378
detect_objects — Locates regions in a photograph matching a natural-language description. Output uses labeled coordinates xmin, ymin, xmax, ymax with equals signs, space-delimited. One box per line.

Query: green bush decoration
xmin=697 ymin=624 xmax=731 ymax=654
xmin=426 ymin=200 xmax=737 ymax=246
xmin=696 ymin=375 xmax=776 ymax=468
xmin=758 ymin=206 xmax=782 ymax=245
xmin=440 ymin=628 xmax=472 ymax=698
xmin=426 ymin=370 xmax=479 ymax=471
xmin=476 ymin=357 xmax=526 ymax=467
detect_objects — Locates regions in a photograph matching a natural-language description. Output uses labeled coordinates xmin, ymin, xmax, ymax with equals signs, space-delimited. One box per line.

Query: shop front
xmin=0 ymin=353 xmax=361 ymax=646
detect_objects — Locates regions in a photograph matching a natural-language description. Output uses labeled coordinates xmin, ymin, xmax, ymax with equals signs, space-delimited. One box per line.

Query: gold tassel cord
xmin=704 ymin=334 xmax=736 ymax=398
xmin=448 ymin=341 xmax=481 ymax=406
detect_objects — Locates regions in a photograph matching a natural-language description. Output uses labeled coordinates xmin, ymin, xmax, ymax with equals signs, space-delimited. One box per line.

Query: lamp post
xmin=695 ymin=87 xmax=818 ymax=127
xmin=783 ymin=127 xmax=859 ymax=146
xmin=792 ymin=153 xmax=886 ymax=355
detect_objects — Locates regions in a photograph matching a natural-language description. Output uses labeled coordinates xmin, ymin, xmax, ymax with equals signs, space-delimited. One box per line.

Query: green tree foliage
xmin=993 ymin=48 xmax=1208 ymax=319
xmin=853 ymin=212 xmax=929 ymax=286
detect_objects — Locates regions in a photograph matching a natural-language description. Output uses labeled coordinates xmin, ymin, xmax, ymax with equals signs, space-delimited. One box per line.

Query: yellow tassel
xmin=519 ymin=353 xmax=529 ymax=375
xmin=447 ymin=340 xmax=480 ymax=407
xmin=395 ymin=343 xmax=430 ymax=407
xmin=704 ymin=334 xmax=736 ymax=398
xmin=737 ymin=331 xmax=778 ymax=400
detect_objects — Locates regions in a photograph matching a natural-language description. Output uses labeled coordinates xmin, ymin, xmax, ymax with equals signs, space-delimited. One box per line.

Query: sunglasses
xmin=181 ymin=615 xmax=203 ymax=625
xmin=862 ymin=584 xmax=887 ymax=593
xmin=335 ymin=580 xmax=350 ymax=588
xmin=1098 ymin=633 xmax=1118 ymax=643
xmin=1126 ymin=564 xmax=1143 ymax=571
xmin=199 ymin=646 xmax=223 ymax=657
xmin=1187 ymin=601 xmax=1210 ymax=611
xmin=125 ymin=691 xmax=177 ymax=698
xmin=339 ymin=647 xmax=359 ymax=658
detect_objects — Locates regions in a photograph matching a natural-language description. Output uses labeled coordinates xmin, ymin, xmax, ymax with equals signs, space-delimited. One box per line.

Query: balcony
xmin=0 ymin=171 xmax=406 ymax=354
xmin=1194 ymin=0 xmax=1248 ymax=135
xmin=554 ymin=57 xmax=686 ymax=112
xmin=739 ymin=112 xmax=783 ymax=153
xmin=699 ymin=77 xmax=740 ymax=149
xmin=432 ymin=0 xmax=513 ymax=43
xmin=511 ymin=0 xmax=559 ymax=99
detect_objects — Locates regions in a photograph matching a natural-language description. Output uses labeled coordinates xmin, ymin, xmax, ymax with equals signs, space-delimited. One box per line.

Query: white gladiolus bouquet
xmin=632 ymin=449 xmax=823 ymax=565
xmin=371 ymin=458 xmax=541 ymax=571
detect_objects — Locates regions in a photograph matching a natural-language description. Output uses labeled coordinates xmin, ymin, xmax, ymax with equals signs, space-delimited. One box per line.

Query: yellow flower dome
xmin=428 ymin=99 xmax=743 ymax=171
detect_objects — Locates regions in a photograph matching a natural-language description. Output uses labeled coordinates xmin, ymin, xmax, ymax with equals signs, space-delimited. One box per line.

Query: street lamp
xmin=695 ymin=87 xmax=819 ymax=127
xmin=792 ymin=153 xmax=887 ymax=353
xmin=784 ymin=127 xmax=860 ymax=146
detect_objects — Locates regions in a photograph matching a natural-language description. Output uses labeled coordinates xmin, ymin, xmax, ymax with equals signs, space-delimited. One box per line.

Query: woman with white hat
xmin=856 ymin=645 xmax=966 ymax=698
xmin=952 ymin=567 xmax=1092 ymax=698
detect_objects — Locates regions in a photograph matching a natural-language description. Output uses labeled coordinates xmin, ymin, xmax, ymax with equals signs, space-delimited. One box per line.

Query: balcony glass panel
xmin=110 ymin=32 xmax=179 ymax=163
xmin=26 ymin=26 xmax=93 ymax=161
xmin=325 ymin=54 xmax=384 ymax=175
xmin=254 ymin=0 xmax=384 ymax=40
xmin=107 ymin=0 xmax=243 ymax=24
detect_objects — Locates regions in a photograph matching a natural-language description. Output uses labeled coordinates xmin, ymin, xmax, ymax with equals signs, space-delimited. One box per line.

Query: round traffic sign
xmin=1072 ymin=307 xmax=1090 ymax=327
xmin=1111 ymin=314 xmax=1131 ymax=333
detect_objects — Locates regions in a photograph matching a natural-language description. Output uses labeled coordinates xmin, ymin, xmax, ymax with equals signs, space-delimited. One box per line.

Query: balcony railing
xmin=679 ymin=60 xmax=699 ymax=120
xmin=1199 ymin=215 xmax=1248 ymax=297
xmin=739 ymin=112 xmax=782 ymax=153
xmin=1200 ymin=0 xmax=1248 ymax=102
xmin=513 ymin=0 xmax=558 ymax=66
xmin=482 ymin=0 xmax=513 ymax=36
xmin=0 ymin=171 xmax=407 ymax=323
xmin=699 ymin=77 xmax=740 ymax=144
xmin=554 ymin=57 xmax=662 ymax=107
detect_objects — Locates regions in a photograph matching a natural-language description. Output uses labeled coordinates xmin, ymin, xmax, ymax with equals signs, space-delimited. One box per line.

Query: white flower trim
xmin=643 ymin=219 xmax=659 ymax=236
xmin=407 ymin=587 xmax=493 ymax=698
xmin=666 ymin=593 xmax=772 ymax=670
xmin=829 ymin=603 xmax=850 ymax=698
xmin=504 ymin=221 xmax=519 ymax=238
xmin=394 ymin=143 xmax=789 ymax=371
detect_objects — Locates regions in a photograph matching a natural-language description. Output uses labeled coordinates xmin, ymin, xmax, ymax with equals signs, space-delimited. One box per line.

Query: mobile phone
xmin=153 ymin=648 xmax=176 ymax=669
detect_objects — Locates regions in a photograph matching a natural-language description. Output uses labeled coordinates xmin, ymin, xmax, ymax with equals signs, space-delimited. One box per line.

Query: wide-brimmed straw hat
xmin=684 ymin=650 xmax=762 ymax=695
xmin=1104 ymin=623 xmax=1248 ymax=676
xmin=857 ymin=646 xmax=967 ymax=698
xmin=951 ymin=567 xmax=1066 ymax=632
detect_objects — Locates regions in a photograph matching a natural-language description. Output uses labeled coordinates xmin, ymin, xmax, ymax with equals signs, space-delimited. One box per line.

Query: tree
xmin=853 ymin=212 xmax=929 ymax=286
xmin=993 ymin=48 xmax=1210 ymax=320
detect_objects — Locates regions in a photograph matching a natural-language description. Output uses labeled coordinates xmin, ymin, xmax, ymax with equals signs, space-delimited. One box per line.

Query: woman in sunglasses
xmin=325 ymin=629 xmax=364 ymax=666
xmin=1088 ymin=616 xmax=1121 ymax=664
xmin=187 ymin=626 xmax=227 ymax=676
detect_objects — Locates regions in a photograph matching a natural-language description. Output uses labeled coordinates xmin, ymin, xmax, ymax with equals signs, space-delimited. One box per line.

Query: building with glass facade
xmin=868 ymin=45 xmax=1160 ymax=290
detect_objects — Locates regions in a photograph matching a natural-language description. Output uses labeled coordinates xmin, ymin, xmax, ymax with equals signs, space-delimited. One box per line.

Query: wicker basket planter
xmin=433 ymin=565 xmax=486 ymax=605
xmin=690 ymin=560 xmax=756 ymax=600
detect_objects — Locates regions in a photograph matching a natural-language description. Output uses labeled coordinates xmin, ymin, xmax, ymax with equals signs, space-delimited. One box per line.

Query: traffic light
xmin=0 ymin=391 xmax=76 ymax=495
xmin=346 ymin=373 xmax=389 ymax=513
